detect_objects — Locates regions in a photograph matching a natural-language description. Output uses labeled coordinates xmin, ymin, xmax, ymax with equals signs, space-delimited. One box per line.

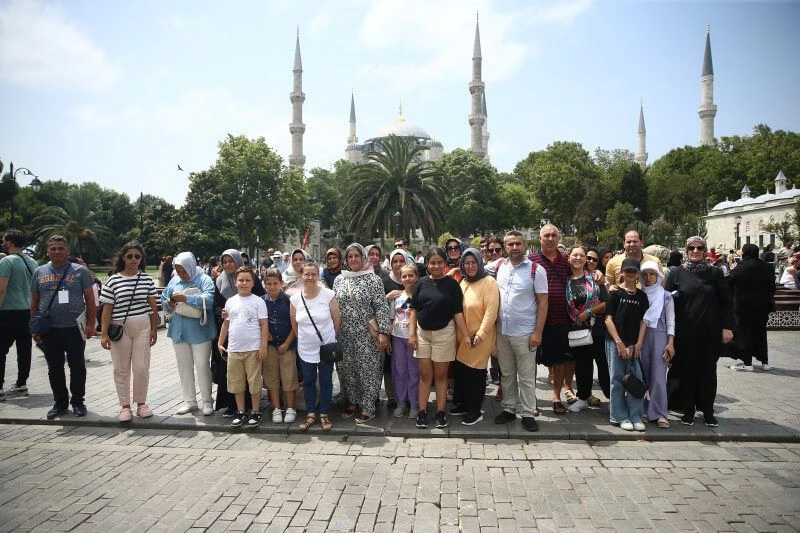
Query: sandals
xmin=341 ymin=405 xmax=357 ymax=418
xmin=553 ymin=401 xmax=567 ymax=415
xmin=355 ymin=412 xmax=375 ymax=424
xmin=564 ymin=390 xmax=577 ymax=404
xmin=586 ymin=394 xmax=602 ymax=407
xmin=320 ymin=415 xmax=332 ymax=431
xmin=299 ymin=414 xmax=316 ymax=431
xmin=657 ymin=418 xmax=670 ymax=428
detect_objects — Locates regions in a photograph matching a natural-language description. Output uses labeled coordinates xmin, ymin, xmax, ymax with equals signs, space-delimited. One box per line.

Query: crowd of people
xmin=0 ymin=226 xmax=797 ymax=433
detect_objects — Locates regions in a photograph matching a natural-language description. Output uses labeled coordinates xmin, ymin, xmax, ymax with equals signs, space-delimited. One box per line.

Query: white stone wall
xmin=705 ymin=201 xmax=796 ymax=251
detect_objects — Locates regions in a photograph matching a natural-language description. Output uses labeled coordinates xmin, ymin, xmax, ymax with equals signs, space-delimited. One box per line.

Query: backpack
xmin=496 ymin=257 xmax=539 ymax=286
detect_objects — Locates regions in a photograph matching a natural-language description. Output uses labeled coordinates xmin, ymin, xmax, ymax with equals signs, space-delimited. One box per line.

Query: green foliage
xmin=761 ymin=219 xmax=797 ymax=244
xmin=437 ymin=232 xmax=454 ymax=248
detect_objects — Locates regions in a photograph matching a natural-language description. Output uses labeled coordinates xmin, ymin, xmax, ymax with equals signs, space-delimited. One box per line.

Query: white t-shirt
xmin=224 ymin=293 xmax=268 ymax=352
xmin=391 ymin=292 xmax=413 ymax=339
xmin=290 ymin=288 xmax=336 ymax=364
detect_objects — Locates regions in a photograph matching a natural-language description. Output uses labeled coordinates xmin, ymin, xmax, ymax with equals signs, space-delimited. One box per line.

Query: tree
xmin=346 ymin=135 xmax=446 ymax=242
xmin=761 ymin=219 xmax=797 ymax=245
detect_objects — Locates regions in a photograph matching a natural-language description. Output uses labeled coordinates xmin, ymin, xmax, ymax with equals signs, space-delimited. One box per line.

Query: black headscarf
xmin=741 ymin=243 xmax=760 ymax=261
xmin=459 ymin=247 xmax=487 ymax=283
xmin=667 ymin=251 xmax=683 ymax=268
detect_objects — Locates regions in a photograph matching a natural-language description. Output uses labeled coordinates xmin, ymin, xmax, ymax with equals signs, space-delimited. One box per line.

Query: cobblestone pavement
xmin=0 ymin=424 xmax=798 ymax=532
xmin=0 ymin=331 xmax=798 ymax=441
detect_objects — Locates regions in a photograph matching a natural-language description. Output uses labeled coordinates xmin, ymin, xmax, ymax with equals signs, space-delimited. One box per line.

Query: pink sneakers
xmin=118 ymin=407 xmax=132 ymax=422
xmin=136 ymin=404 xmax=154 ymax=418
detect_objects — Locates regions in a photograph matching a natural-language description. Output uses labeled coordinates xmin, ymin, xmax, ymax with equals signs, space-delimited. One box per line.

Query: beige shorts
xmin=227 ymin=350 xmax=262 ymax=394
xmin=414 ymin=320 xmax=456 ymax=363
xmin=262 ymin=344 xmax=299 ymax=392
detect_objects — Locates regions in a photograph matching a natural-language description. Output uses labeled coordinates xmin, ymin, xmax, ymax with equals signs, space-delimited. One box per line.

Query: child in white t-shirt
xmin=218 ymin=266 xmax=268 ymax=428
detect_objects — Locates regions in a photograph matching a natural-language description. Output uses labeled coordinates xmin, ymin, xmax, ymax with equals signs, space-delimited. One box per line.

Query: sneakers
xmin=415 ymin=410 xmax=429 ymax=429
xmin=448 ymin=404 xmax=468 ymax=416
xmin=272 ymin=409 xmax=284 ymax=423
xmin=620 ymin=420 xmax=634 ymax=431
xmin=568 ymin=399 xmax=588 ymax=413
xmin=462 ymin=413 xmax=483 ymax=426
xmin=231 ymin=411 xmax=247 ymax=427
xmin=118 ymin=407 xmax=133 ymax=422
xmin=136 ymin=404 xmax=153 ymax=418
xmin=704 ymin=414 xmax=718 ymax=427
xmin=680 ymin=412 xmax=695 ymax=426
xmin=761 ymin=363 xmax=771 ymax=371
xmin=393 ymin=406 xmax=405 ymax=418
xmin=202 ymin=402 xmax=214 ymax=416
xmin=46 ymin=405 xmax=68 ymax=420
xmin=729 ymin=363 xmax=753 ymax=371
xmin=176 ymin=403 xmax=198 ymax=415
xmin=521 ymin=416 xmax=539 ymax=432
xmin=633 ymin=421 xmax=646 ymax=432
xmin=7 ymin=384 xmax=28 ymax=396
xmin=222 ymin=406 xmax=236 ymax=418
xmin=494 ymin=410 xmax=516 ymax=424
xmin=72 ymin=403 xmax=87 ymax=417
xmin=245 ymin=411 xmax=262 ymax=428
xmin=284 ymin=408 xmax=297 ymax=423
xmin=434 ymin=411 xmax=448 ymax=429
xmin=408 ymin=407 xmax=419 ymax=419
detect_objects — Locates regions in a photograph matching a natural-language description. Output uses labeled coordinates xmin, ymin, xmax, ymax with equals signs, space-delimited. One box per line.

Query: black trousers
xmin=452 ymin=360 xmax=487 ymax=417
xmin=675 ymin=332 xmax=718 ymax=416
xmin=572 ymin=334 xmax=610 ymax=400
xmin=736 ymin=312 xmax=769 ymax=366
xmin=0 ymin=310 xmax=32 ymax=389
xmin=42 ymin=326 xmax=86 ymax=408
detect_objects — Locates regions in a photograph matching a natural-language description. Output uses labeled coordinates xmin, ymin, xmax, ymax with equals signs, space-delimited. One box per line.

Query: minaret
xmin=289 ymin=28 xmax=306 ymax=169
xmin=636 ymin=100 xmax=648 ymax=169
xmin=347 ymin=92 xmax=357 ymax=145
xmin=481 ymin=93 xmax=490 ymax=160
xmin=698 ymin=24 xmax=717 ymax=146
xmin=468 ymin=14 xmax=486 ymax=159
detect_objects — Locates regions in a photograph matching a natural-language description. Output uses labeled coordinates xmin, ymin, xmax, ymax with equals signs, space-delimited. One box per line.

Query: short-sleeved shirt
xmin=31 ymin=262 xmax=94 ymax=327
xmin=391 ymin=292 xmax=413 ymax=339
xmin=291 ymin=288 xmax=337 ymax=364
xmin=605 ymin=252 xmax=663 ymax=287
xmin=410 ymin=275 xmax=463 ymax=331
xmin=496 ymin=258 xmax=548 ymax=337
xmin=528 ymin=251 xmax=570 ymax=326
xmin=224 ymin=294 xmax=268 ymax=352
xmin=99 ymin=272 xmax=157 ymax=320
xmin=0 ymin=253 xmax=38 ymax=310
xmin=264 ymin=290 xmax=294 ymax=347
xmin=605 ymin=288 xmax=649 ymax=345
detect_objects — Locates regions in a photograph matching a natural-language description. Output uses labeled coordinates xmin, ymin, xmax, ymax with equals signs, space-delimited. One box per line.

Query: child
xmin=390 ymin=264 xmax=419 ymax=419
xmin=217 ymin=266 xmax=268 ymax=428
xmin=262 ymin=268 xmax=299 ymax=423
xmin=639 ymin=261 xmax=675 ymax=428
xmin=604 ymin=258 xmax=649 ymax=432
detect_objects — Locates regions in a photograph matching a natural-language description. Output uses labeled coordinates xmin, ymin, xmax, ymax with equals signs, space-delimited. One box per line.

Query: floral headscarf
xmin=566 ymin=270 xmax=601 ymax=324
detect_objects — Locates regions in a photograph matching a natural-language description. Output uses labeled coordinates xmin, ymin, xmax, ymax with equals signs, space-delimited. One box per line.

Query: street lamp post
xmin=633 ymin=206 xmax=643 ymax=239
xmin=594 ymin=217 xmax=602 ymax=244
xmin=734 ymin=215 xmax=742 ymax=250
xmin=393 ymin=211 xmax=402 ymax=241
xmin=541 ymin=208 xmax=550 ymax=227
xmin=254 ymin=214 xmax=262 ymax=266
xmin=8 ymin=162 xmax=43 ymax=223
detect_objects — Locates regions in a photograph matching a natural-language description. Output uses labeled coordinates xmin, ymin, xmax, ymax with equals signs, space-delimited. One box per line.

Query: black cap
xmin=621 ymin=258 xmax=641 ymax=272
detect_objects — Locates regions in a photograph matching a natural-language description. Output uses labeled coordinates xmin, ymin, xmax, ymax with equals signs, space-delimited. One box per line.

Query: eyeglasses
xmin=446 ymin=246 xmax=460 ymax=252
xmin=687 ymin=246 xmax=705 ymax=251
xmin=489 ymin=248 xmax=502 ymax=253
xmin=125 ymin=254 xmax=142 ymax=260
xmin=586 ymin=256 xmax=598 ymax=262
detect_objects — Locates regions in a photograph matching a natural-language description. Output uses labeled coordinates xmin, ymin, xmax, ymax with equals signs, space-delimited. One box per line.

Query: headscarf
xmin=640 ymin=260 xmax=667 ymax=328
xmin=216 ymin=248 xmax=243 ymax=299
xmin=173 ymin=252 xmax=199 ymax=280
xmin=682 ymin=236 xmax=711 ymax=274
xmin=340 ymin=243 xmax=373 ymax=278
xmin=459 ymin=247 xmax=487 ymax=283
xmin=566 ymin=269 xmax=601 ymax=324
xmin=667 ymin=251 xmax=683 ymax=268
xmin=741 ymin=243 xmax=760 ymax=261
xmin=283 ymin=248 xmax=309 ymax=290
xmin=388 ymin=249 xmax=412 ymax=285
xmin=445 ymin=238 xmax=462 ymax=269
xmin=364 ymin=244 xmax=382 ymax=275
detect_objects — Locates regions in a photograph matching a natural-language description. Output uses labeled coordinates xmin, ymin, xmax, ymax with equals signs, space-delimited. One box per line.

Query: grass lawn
xmin=94 ymin=265 xmax=160 ymax=283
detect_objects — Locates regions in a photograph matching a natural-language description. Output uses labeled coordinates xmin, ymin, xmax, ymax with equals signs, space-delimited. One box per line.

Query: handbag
xmin=164 ymin=286 xmax=207 ymax=324
xmin=347 ymin=279 xmax=380 ymax=342
xmin=622 ymin=358 xmax=647 ymax=399
xmin=29 ymin=265 xmax=72 ymax=335
xmin=300 ymin=292 xmax=343 ymax=363
xmin=567 ymin=317 xmax=594 ymax=348
xmin=108 ymin=273 xmax=141 ymax=342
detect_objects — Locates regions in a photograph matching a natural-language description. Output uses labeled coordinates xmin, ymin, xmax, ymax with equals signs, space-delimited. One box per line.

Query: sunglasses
xmin=586 ymin=256 xmax=598 ymax=262
xmin=622 ymin=268 xmax=639 ymax=273
xmin=687 ymin=246 xmax=705 ymax=251
xmin=489 ymin=247 xmax=502 ymax=253
xmin=125 ymin=254 xmax=142 ymax=260
xmin=446 ymin=246 xmax=460 ymax=251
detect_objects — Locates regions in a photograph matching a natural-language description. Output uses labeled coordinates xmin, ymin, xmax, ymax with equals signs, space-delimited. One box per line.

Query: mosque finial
xmin=706 ymin=22 xmax=710 ymax=33
xmin=297 ymin=25 xmax=300 ymax=37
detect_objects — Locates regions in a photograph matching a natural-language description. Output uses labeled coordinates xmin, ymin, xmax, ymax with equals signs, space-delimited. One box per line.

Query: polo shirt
xmin=528 ymin=251 xmax=570 ymax=326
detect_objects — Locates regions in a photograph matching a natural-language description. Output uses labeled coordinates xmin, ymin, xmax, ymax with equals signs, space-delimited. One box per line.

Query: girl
xmin=217 ymin=266 xmax=269 ymax=428
xmin=604 ymin=258 xmax=649 ymax=432
xmin=639 ymin=261 xmax=675 ymax=428
xmin=390 ymin=263 xmax=419 ymax=418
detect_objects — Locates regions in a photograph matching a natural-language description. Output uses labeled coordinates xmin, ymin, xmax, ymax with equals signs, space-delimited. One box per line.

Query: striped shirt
xmin=100 ymin=273 xmax=157 ymax=320
xmin=528 ymin=251 xmax=570 ymax=326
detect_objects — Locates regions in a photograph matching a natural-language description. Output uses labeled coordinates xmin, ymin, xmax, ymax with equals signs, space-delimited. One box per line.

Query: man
xmin=761 ymin=244 xmax=776 ymax=270
xmin=490 ymin=230 xmax=548 ymax=431
xmin=605 ymin=230 xmax=663 ymax=286
xmin=272 ymin=251 xmax=286 ymax=274
xmin=394 ymin=238 xmax=409 ymax=251
xmin=30 ymin=235 xmax=97 ymax=419
xmin=0 ymin=230 xmax=39 ymax=400
xmin=321 ymin=247 xmax=343 ymax=289
xmin=262 ymin=248 xmax=276 ymax=268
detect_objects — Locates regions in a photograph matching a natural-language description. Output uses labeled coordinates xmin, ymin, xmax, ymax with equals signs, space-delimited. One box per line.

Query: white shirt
xmin=495 ymin=258 xmax=548 ymax=337
xmin=224 ymin=294 xmax=268 ymax=352
xmin=291 ymin=288 xmax=337 ymax=364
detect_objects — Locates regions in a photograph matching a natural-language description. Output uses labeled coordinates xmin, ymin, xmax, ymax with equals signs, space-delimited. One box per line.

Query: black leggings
xmin=572 ymin=334 xmax=610 ymax=400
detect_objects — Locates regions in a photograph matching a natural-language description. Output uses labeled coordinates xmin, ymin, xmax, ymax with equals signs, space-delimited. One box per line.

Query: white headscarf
xmin=341 ymin=243 xmax=373 ymax=278
xmin=388 ymin=249 xmax=413 ymax=285
xmin=640 ymin=260 xmax=666 ymax=328
xmin=173 ymin=252 xmax=198 ymax=280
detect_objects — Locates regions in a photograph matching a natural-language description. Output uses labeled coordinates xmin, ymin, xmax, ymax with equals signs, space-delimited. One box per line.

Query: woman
xmin=443 ymin=238 xmax=463 ymax=281
xmin=728 ymin=243 xmax=776 ymax=371
xmin=409 ymin=248 xmax=471 ymax=429
xmin=664 ymin=236 xmax=734 ymax=427
xmin=283 ymin=249 xmax=309 ymax=296
xmin=162 ymin=252 xmax=217 ymax=415
xmin=366 ymin=244 xmax=386 ymax=279
xmin=779 ymin=256 xmax=798 ymax=289
xmin=99 ymin=242 xmax=159 ymax=422
xmin=157 ymin=255 xmax=173 ymax=287
xmin=290 ymin=261 xmax=341 ymax=431
xmin=450 ymin=248 xmax=498 ymax=425
xmin=565 ymin=245 xmax=608 ymax=413
xmin=667 ymin=251 xmax=683 ymax=271
xmin=333 ymin=243 xmax=392 ymax=424
xmin=212 ymin=248 xmax=266 ymax=416
xmin=597 ymin=247 xmax=613 ymax=276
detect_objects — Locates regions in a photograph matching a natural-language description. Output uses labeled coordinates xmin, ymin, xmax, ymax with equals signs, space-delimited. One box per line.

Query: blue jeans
xmin=605 ymin=339 xmax=644 ymax=424
xmin=300 ymin=359 xmax=333 ymax=415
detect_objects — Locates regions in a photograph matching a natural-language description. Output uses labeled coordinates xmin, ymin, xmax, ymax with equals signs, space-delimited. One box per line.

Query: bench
xmin=768 ymin=287 xmax=800 ymax=330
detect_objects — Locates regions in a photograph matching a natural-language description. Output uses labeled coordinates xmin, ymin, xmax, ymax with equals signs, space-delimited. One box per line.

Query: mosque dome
xmin=369 ymin=106 xmax=433 ymax=141
xmin=710 ymin=198 xmax=735 ymax=211
xmin=776 ymin=185 xmax=800 ymax=200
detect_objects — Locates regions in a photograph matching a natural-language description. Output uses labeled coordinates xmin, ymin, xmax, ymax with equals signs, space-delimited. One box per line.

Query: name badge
xmin=58 ymin=290 xmax=70 ymax=304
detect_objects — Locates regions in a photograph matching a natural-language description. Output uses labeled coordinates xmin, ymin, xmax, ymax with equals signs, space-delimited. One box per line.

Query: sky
xmin=1 ymin=0 xmax=799 ymax=208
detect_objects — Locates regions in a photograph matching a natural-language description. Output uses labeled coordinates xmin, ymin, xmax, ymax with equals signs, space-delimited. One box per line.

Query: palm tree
xmin=33 ymin=188 xmax=114 ymax=263
xmin=346 ymin=135 xmax=446 ymax=242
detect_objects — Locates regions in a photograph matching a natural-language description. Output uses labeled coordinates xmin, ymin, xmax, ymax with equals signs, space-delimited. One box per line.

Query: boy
xmin=262 ymin=268 xmax=299 ymax=423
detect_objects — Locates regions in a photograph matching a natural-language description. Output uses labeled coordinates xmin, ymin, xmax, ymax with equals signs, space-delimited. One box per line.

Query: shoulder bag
xmin=301 ymin=291 xmax=343 ymax=363
xmin=29 ymin=264 xmax=72 ymax=335
xmin=107 ymin=273 xmax=141 ymax=342
xmin=622 ymin=358 xmax=647 ymax=399
xmin=164 ymin=285 xmax=207 ymax=324
xmin=568 ymin=317 xmax=594 ymax=348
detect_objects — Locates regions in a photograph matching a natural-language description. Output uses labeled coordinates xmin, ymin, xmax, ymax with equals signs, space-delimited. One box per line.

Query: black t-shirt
xmin=382 ymin=274 xmax=402 ymax=295
xmin=605 ymin=288 xmax=649 ymax=345
xmin=410 ymin=276 xmax=463 ymax=331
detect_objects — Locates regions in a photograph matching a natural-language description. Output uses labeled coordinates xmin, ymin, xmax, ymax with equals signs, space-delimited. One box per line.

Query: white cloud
xmin=0 ymin=0 xmax=117 ymax=90
xmin=69 ymin=103 xmax=146 ymax=130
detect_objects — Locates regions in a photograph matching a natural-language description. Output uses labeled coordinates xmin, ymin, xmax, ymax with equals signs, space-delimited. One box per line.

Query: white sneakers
xmin=272 ymin=409 xmax=283 ymax=423
xmin=175 ymin=403 xmax=198 ymax=415
xmin=284 ymin=408 xmax=297 ymax=423
xmin=730 ymin=363 xmax=753 ymax=372
xmin=762 ymin=363 xmax=771 ymax=371
xmin=620 ymin=420 xmax=646 ymax=432
xmin=202 ymin=402 xmax=214 ymax=416
xmin=568 ymin=399 xmax=588 ymax=412
xmin=633 ymin=421 xmax=646 ymax=431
